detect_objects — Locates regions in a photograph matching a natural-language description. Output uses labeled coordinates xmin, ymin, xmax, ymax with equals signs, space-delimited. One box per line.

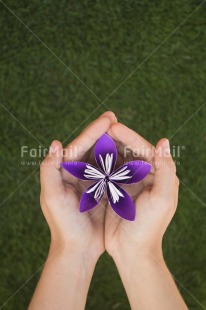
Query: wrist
xmin=112 ymin=246 xmax=165 ymax=296
xmin=112 ymin=241 xmax=164 ymax=272
xmin=49 ymin=226 xmax=104 ymax=262
xmin=49 ymin=238 xmax=99 ymax=271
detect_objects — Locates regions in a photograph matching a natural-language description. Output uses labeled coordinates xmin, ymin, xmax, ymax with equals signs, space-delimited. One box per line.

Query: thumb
xmin=40 ymin=140 xmax=64 ymax=200
xmin=152 ymin=138 xmax=176 ymax=198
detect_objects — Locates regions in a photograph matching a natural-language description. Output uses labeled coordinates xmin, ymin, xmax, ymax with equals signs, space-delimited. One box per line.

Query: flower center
xmin=104 ymin=175 xmax=110 ymax=182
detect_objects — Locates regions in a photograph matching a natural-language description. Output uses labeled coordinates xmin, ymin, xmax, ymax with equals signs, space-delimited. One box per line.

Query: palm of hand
xmin=61 ymin=146 xmax=106 ymax=254
xmin=104 ymin=140 xmax=156 ymax=255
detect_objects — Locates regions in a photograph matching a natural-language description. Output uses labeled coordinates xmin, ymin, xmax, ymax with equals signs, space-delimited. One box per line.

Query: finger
xmin=64 ymin=111 xmax=117 ymax=161
xmin=174 ymin=176 xmax=179 ymax=210
xmin=99 ymin=111 xmax=117 ymax=123
xmin=152 ymin=138 xmax=177 ymax=198
xmin=81 ymin=111 xmax=117 ymax=136
xmin=40 ymin=140 xmax=64 ymax=199
xmin=107 ymin=122 xmax=155 ymax=169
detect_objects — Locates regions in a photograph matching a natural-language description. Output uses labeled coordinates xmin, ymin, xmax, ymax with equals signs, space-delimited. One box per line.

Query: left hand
xmin=105 ymin=123 xmax=178 ymax=260
xmin=40 ymin=111 xmax=117 ymax=260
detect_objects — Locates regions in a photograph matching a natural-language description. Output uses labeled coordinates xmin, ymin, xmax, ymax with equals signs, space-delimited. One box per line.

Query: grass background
xmin=0 ymin=0 xmax=206 ymax=309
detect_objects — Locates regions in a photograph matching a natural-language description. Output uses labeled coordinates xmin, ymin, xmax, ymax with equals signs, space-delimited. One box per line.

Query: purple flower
xmin=61 ymin=134 xmax=151 ymax=221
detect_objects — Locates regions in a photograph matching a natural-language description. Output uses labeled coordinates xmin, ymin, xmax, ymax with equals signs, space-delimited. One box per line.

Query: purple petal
xmin=107 ymin=181 xmax=135 ymax=221
xmin=61 ymin=162 xmax=105 ymax=181
xmin=110 ymin=161 xmax=151 ymax=184
xmin=80 ymin=180 xmax=106 ymax=212
xmin=94 ymin=134 xmax=117 ymax=174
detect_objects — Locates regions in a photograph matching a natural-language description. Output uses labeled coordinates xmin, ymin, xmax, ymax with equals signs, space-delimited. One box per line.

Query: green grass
xmin=0 ymin=1 xmax=206 ymax=309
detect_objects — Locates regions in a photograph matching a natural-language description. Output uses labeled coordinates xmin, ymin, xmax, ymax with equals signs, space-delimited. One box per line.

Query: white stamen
xmin=99 ymin=153 xmax=113 ymax=174
xmin=94 ymin=180 xmax=106 ymax=200
xmin=105 ymin=154 xmax=109 ymax=174
xmin=86 ymin=179 xmax=106 ymax=201
xmin=110 ymin=165 xmax=132 ymax=181
xmin=86 ymin=180 xmax=102 ymax=193
xmin=110 ymin=175 xmax=131 ymax=181
xmin=99 ymin=155 xmax=106 ymax=173
xmin=107 ymin=154 xmax=113 ymax=174
xmin=111 ymin=165 xmax=127 ymax=176
xmin=108 ymin=181 xmax=124 ymax=204
xmin=84 ymin=165 xmax=105 ymax=179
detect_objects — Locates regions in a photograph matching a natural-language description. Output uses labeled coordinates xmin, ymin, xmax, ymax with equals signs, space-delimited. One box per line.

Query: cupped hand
xmin=40 ymin=111 xmax=117 ymax=260
xmin=105 ymin=123 xmax=179 ymax=260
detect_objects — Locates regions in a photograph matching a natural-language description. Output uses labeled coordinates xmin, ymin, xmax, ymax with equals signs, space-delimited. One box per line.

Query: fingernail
xmin=99 ymin=111 xmax=117 ymax=123
xmin=49 ymin=141 xmax=57 ymax=154
xmin=162 ymin=139 xmax=170 ymax=155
